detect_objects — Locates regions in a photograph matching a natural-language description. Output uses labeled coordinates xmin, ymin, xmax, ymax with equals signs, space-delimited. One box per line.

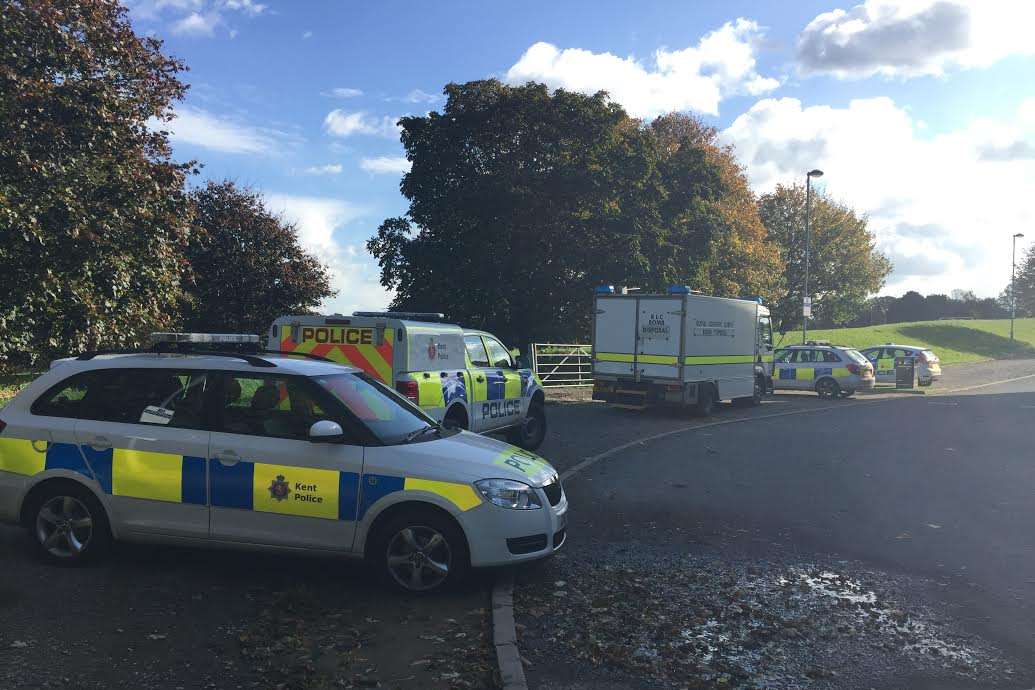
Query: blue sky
xmin=128 ymin=0 xmax=1035 ymax=313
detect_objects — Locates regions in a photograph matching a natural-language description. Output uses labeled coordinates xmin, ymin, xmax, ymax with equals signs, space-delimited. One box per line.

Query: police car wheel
xmin=376 ymin=510 xmax=469 ymax=593
xmin=816 ymin=378 xmax=840 ymax=399
xmin=509 ymin=402 xmax=546 ymax=450
xmin=29 ymin=483 xmax=110 ymax=565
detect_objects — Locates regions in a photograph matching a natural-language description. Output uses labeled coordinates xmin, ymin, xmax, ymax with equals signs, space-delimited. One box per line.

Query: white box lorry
xmin=591 ymin=286 xmax=774 ymax=413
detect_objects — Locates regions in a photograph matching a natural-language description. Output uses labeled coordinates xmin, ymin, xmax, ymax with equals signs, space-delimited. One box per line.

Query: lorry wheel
xmin=694 ymin=384 xmax=716 ymax=416
xmin=816 ymin=378 xmax=840 ymax=399
xmin=509 ymin=401 xmax=547 ymax=450
xmin=373 ymin=508 xmax=469 ymax=593
xmin=27 ymin=482 xmax=111 ymax=565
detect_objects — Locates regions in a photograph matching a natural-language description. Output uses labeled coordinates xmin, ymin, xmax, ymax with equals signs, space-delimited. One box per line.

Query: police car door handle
xmin=87 ymin=435 xmax=112 ymax=451
xmin=214 ymin=450 xmax=240 ymax=466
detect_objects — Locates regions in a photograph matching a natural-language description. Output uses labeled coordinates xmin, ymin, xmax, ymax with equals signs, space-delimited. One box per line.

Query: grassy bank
xmin=775 ymin=317 xmax=1035 ymax=365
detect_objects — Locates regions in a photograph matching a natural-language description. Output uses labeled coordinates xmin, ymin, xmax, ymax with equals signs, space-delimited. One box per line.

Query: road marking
xmin=927 ymin=401 xmax=958 ymax=406
xmin=560 ymin=370 xmax=1035 ymax=483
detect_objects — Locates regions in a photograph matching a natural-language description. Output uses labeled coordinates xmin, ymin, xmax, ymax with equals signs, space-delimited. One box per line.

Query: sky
xmin=127 ymin=0 xmax=1035 ymax=314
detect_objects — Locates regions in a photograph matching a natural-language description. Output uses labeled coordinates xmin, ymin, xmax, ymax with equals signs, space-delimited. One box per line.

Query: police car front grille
xmin=542 ymin=478 xmax=563 ymax=506
xmin=507 ymin=534 xmax=547 ymax=555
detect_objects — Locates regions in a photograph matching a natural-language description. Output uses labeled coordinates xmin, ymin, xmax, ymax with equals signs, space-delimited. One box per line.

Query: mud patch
xmin=516 ymin=554 xmax=1011 ymax=689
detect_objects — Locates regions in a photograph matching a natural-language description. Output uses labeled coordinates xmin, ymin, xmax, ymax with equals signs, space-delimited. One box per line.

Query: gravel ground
xmin=516 ymin=551 xmax=1014 ymax=690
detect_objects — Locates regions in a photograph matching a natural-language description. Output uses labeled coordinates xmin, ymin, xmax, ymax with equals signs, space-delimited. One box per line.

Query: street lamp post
xmin=803 ymin=169 xmax=824 ymax=344
xmin=1012 ymin=232 xmax=1025 ymax=344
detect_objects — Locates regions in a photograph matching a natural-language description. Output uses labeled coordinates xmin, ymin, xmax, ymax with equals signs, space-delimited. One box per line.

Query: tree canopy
xmin=1013 ymin=245 xmax=1035 ymax=318
xmin=181 ymin=181 xmax=334 ymax=335
xmin=368 ymin=80 xmax=781 ymax=344
xmin=758 ymin=184 xmax=892 ymax=330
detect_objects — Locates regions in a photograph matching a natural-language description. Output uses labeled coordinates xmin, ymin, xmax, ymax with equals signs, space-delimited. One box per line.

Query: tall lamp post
xmin=803 ymin=169 xmax=824 ymax=344
xmin=1012 ymin=232 xmax=1025 ymax=344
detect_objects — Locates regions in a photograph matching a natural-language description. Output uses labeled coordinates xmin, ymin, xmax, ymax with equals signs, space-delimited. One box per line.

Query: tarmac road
xmin=518 ymin=359 xmax=1035 ymax=689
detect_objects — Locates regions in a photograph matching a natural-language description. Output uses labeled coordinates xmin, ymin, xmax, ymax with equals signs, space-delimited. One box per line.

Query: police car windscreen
xmin=314 ymin=373 xmax=435 ymax=444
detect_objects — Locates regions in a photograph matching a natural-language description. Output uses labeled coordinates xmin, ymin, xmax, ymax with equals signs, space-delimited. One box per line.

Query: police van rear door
xmin=277 ymin=318 xmax=396 ymax=384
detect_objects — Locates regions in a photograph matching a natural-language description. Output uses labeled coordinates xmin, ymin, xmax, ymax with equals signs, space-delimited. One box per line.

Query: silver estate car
xmin=0 ymin=338 xmax=566 ymax=592
xmin=858 ymin=344 xmax=942 ymax=386
xmin=770 ymin=343 xmax=875 ymax=399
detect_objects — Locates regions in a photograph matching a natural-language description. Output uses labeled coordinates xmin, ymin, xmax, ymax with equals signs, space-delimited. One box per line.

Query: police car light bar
xmin=595 ymin=285 xmax=615 ymax=294
xmin=352 ymin=311 xmax=445 ymax=320
xmin=150 ymin=333 xmax=261 ymax=345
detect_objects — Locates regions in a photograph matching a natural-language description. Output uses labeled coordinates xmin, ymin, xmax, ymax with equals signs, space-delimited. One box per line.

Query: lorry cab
xmin=268 ymin=313 xmax=546 ymax=449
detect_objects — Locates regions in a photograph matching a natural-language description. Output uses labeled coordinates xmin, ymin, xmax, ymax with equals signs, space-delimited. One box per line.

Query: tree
xmin=758 ymin=184 xmax=892 ymax=331
xmin=368 ymin=80 xmax=781 ymax=344
xmin=1013 ymin=245 xmax=1035 ymax=318
xmin=0 ymin=0 xmax=194 ymax=367
xmin=182 ymin=181 xmax=334 ymax=335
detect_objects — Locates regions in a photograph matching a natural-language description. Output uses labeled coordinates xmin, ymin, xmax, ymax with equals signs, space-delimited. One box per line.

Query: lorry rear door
xmin=593 ymin=296 xmax=637 ymax=378
xmin=634 ymin=296 xmax=682 ymax=379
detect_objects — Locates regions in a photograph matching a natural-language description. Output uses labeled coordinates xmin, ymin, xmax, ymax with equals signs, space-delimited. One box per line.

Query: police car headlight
xmin=475 ymin=479 xmax=542 ymax=510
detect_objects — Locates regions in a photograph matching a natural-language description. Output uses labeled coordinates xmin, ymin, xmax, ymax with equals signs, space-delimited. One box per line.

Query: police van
xmin=267 ymin=313 xmax=546 ymax=450
xmin=591 ymin=286 xmax=774 ymax=413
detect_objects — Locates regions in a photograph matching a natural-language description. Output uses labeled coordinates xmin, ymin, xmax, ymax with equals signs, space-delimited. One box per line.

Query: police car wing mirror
xmin=309 ymin=420 xmax=346 ymax=443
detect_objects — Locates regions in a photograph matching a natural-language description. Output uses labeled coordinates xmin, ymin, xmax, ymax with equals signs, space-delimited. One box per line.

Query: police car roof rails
xmin=261 ymin=350 xmax=333 ymax=363
xmin=352 ymin=311 xmax=446 ymax=321
xmin=76 ymin=346 xmax=276 ymax=368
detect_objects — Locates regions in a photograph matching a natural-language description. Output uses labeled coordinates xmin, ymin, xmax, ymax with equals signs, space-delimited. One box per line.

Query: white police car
xmin=0 ymin=334 xmax=566 ymax=592
xmin=858 ymin=344 xmax=942 ymax=386
xmin=770 ymin=342 xmax=875 ymax=398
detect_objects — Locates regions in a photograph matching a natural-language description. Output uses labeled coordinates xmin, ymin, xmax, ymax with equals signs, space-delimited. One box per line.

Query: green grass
xmin=774 ymin=318 xmax=1035 ymax=365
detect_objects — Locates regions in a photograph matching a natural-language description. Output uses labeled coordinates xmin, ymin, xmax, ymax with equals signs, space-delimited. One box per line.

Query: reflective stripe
xmin=471 ymin=372 xmax=488 ymax=402
xmin=404 ymin=477 xmax=481 ymax=511
xmin=833 ymin=367 xmax=851 ymax=377
xmin=112 ymin=449 xmax=183 ymax=503
xmin=595 ymin=352 xmax=678 ymax=364
xmin=252 ymin=462 xmax=340 ymax=520
xmin=795 ymin=367 xmax=814 ymax=380
xmin=0 ymin=438 xmax=46 ymax=476
xmin=281 ymin=327 xmax=395 ymax=383
xmin=595 ymin=352 xmax=635 ymax=363
xmin=684 ymin=355 xmax=756 ymax=365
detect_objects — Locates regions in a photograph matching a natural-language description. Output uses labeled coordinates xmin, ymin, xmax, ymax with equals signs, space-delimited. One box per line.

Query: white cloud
xmin=225 ymin=0 xmax=265 ymax=16
xmin=323 ymin=110 xmax=400 ymax=138
xmin=302 ymin=164 xmax=343 ymax=175
xmin=402 ymin=89 xmax=442 ymax=104
xmin=170 ymin=11 xmax=219 ymax=36
xmin=158 ymin=105 xmax=281 ymax=154
xmin=721 ymin=96 xmax=1035 ymax=297
xmin=504 ymin=19 xmax=779 ymax=118
xmin=265 ymin=194 xmax=392 ymax=314
xmin=302 ymin=30 xmax=313 ymax=39
xmin=359 ymin=156 xmax=410 ymax=175
xmin=797 ymin=0 xmax=1035 ymax=79
xmin=324 ymin=87 xmax=364 ymax=99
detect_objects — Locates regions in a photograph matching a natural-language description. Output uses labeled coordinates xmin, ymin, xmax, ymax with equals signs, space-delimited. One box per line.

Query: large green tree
xmin=368 ymin=80 xmax=780 ymax=344
xmin=1013 ymin=245 xmax=1035 ymax=318
xmin=758 ymin=184 xmax=892 ymax=331
xmin=182 ymin=181 xmax=334 ymax=335
xmin=0 ymin=0 xmax=193 ymax=367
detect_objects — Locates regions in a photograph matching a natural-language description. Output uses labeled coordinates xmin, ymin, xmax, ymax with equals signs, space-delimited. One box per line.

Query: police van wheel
xmin=816 ymin=378 xmax=840 ymax=400
xmin=509 ymin=402 xmax=546 ymax=451
xmin=375 ymin=509 xmax=469 ymax=593
xmin=28 ymin=483 xmax=111 ymax=565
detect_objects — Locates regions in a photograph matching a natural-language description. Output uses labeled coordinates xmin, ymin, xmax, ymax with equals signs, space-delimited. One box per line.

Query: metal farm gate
xmin=530 ymin=343 xmax=592 ymax=387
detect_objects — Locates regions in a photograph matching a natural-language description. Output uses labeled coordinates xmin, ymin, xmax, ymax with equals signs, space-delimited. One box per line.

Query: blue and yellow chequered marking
xmin=86 ymin=447 xmax=207 ymax=505
xmin=356 ymin=473 xmax=481 ymax=519
xmin=0 ymin=438 xmax=49 ymax=476
xmin=211 ymin=460 xmax=359 ymax=521
xmin=778 ymin=366 xmax=854 ymax=381
xmin=400 ymin=371 xmax=470 ymax=410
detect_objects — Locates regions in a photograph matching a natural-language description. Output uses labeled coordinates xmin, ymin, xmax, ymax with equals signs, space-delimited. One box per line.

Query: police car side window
xmin=483 ymin=338 xmax=514 ymax=369
xmin=464 ymin=336 xmax=490 ymax=367
xmin=31 ymin=371 xmax=96 ymax=419
xmin=218 ymin=374 xmax=334 ymax=441
xmin=72 ymin=369 xmax=209 ymax=429
xmin=773 ymin=350 xmax=791 ymax=363
xmin=822 ymin=351 xmax=842 ymax=363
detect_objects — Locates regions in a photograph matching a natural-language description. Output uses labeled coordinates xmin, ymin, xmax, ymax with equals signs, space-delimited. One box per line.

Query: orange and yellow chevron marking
xmin=281 ymin=326 xmax=395 ymax=383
